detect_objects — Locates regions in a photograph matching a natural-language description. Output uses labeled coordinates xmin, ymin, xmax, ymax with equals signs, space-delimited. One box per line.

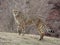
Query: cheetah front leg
xmin=17 ymin=26 xmax=22 ymax=35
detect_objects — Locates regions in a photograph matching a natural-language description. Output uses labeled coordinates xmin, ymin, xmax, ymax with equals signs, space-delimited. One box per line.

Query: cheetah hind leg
xmin=39 ymin=32 xmax=45 ymax=40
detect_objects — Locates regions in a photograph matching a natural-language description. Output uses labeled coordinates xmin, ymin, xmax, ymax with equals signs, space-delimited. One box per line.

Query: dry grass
xmin=0 ymin=32 xmax=60 ymax=45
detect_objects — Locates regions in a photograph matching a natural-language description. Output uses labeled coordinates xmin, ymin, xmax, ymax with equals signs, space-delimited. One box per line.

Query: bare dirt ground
xmin=0 ymin=32 xmax=60 ymax=45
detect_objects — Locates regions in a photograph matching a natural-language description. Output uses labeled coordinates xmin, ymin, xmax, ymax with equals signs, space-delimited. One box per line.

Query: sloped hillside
xmin=0 ymin=32 xmax=60 ymax=45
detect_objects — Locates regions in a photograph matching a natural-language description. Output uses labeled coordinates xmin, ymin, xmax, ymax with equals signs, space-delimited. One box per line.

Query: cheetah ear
xmin=18 ymin=11 xmax=21 ymax=13
xmin=12 ymin=9 xmax=15 ymax=15
xmin=12 ymin=9 xmax=15 ymax=12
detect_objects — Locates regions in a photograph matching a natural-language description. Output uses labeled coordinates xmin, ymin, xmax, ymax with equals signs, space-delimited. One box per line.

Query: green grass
xmin=0 ymin=32 xmax=60 ymax=45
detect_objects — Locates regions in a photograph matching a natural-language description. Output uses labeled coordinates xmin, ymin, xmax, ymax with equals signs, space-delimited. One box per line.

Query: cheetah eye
xmin=14 ymin=11 xmax=18 ymax=13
